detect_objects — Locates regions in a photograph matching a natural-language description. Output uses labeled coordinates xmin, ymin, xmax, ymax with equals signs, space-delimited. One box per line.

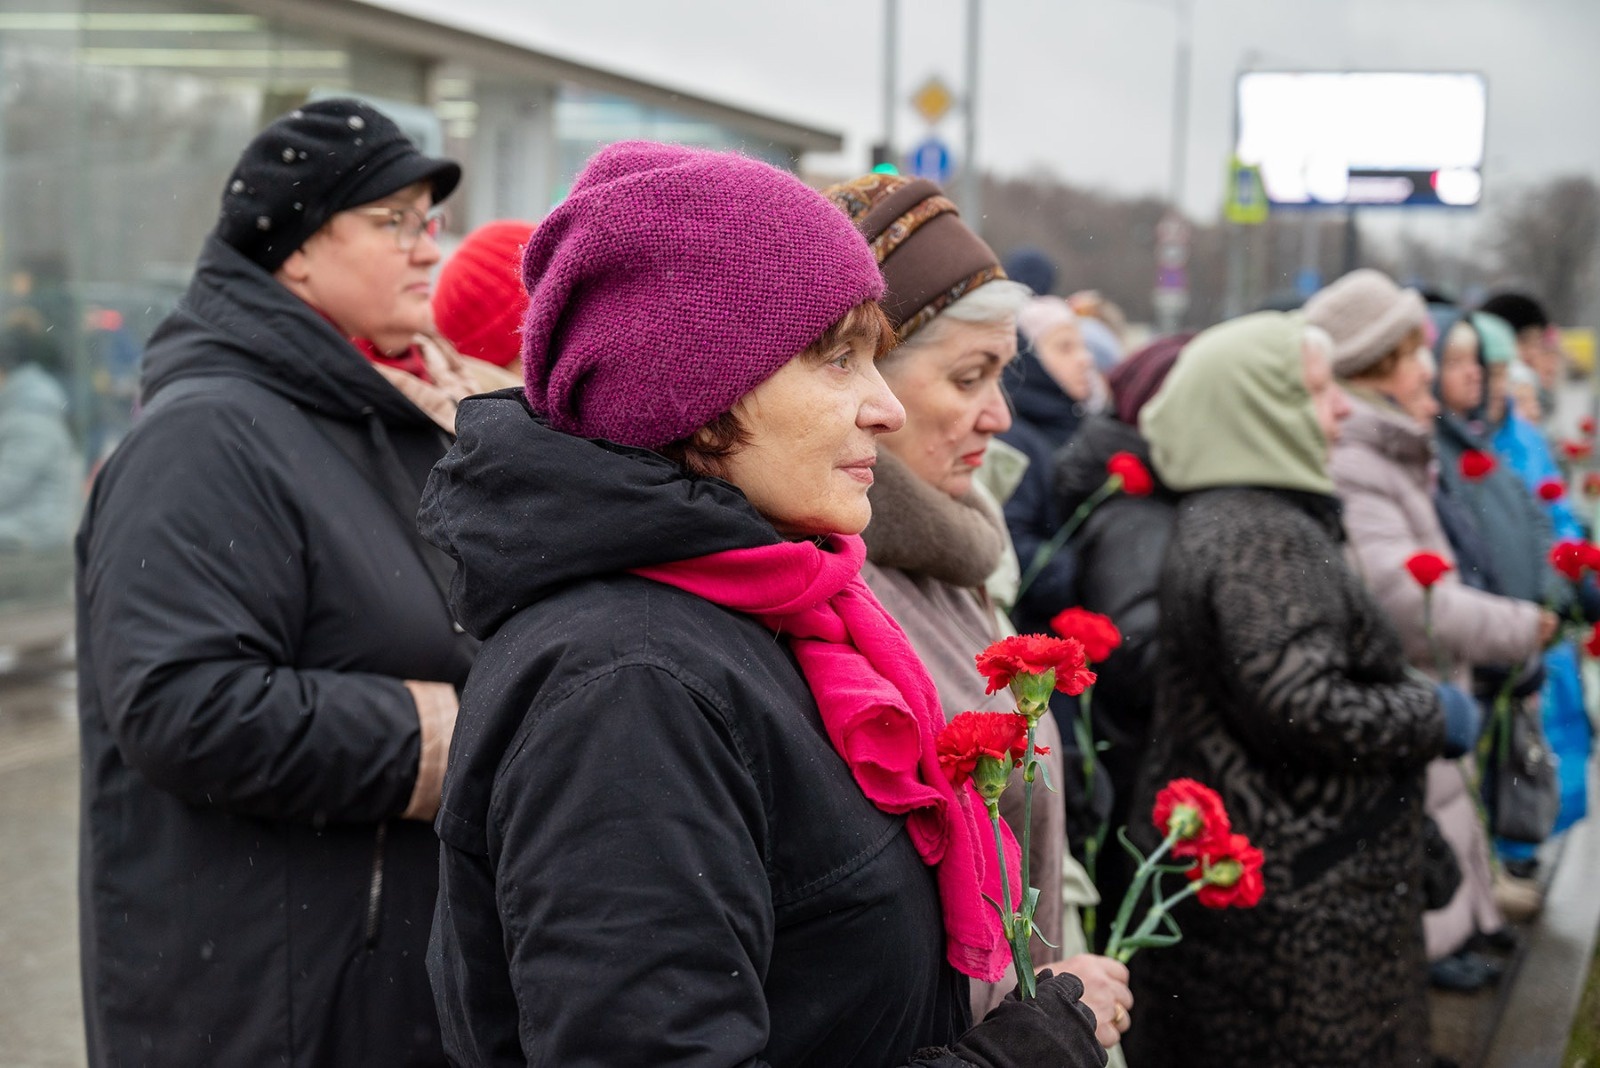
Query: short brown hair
xmin=660 ymin=300 xmax=894 ymax=477
xmin=1356 ymin=326 xmax=1427 ymax=381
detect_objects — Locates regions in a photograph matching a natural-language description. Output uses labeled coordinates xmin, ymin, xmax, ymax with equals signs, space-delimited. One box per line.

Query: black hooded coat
xmin=75 ymin=236 xmax=475 ymax=1066
xmin=997 ymin=343 xmax=1086 ymax=635
xmin=1051 ymin=414 xmax=1177 ymax=917
xmin=417 ymin=390 xmax=1107 ymax=1067
xmin=418 ymin=390 xmax=979 ymax=1066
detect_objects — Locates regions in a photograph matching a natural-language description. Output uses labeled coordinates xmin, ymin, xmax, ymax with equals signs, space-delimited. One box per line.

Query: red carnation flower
xmin=1581 ymin=416 xmax=1597 ymax=437
xmin=1403 ymin=552 xmax=1452 ymax=589
xmin=1585 ymin=623 xmax=1600 ymax=659
xmin=1049 ymin=607 xmax=1124 ymax=663
xmin=1563 ymin=439 xmax=1593 ymax=461
xmin=935 ymin=711 xmax=1030 ymax=799
xmin=1551 ymin=539 xmax=1594 ymax=582
xmin=1584 ymin=473 xmax=1600 ymax=498
xmin=1152 ymin=778 xmax=1231 ymax=857
xmin=1188 ymin=833 xmax=1266 ymax=909
xmin=1537 ymin=478 xmax=1567 ymax=502
xmin=975 ymin=634 xmax=1096 ymax=698
xmin=1107 ymin=452 xmax=1154 ymax=497
xmin=1459 ymin=450 xmax=1495 ymax=482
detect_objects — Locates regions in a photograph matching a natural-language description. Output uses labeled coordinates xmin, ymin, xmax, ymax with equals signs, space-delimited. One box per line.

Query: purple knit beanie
xmin=520 ymin=141 xmax=885 ymax=448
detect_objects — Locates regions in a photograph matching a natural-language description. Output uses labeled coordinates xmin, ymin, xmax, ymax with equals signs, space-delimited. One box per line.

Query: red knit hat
xmin=520 ymin=142 xmax=884 ymax=449
xmin=433 ymin=219 xmax=537 ymax=367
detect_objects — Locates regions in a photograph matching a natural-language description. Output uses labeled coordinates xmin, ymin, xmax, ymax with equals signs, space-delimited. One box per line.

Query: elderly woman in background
xmin=1308 ymin=270 xmax=1554 ymax=995
xmin=1433 ymin=309 xmax=1593 ymax=905
xmin=995 ymin=295 xmax=1093 ymax=635
xmin=824 ymin=174 xmax=1131 ymax=1052
xmin=421 ymin=144 xmax=1106 ymax=1068
xmin=1127 ymin=312 xmax=1447 ymax=1068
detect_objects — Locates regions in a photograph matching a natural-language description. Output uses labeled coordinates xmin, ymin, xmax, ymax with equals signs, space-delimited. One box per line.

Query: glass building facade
xmin=0 ymin=0 xmax=836 ymax=623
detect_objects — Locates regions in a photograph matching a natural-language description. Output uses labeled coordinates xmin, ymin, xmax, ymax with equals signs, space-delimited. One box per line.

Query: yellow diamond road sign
xmin=911 ymin=77 xmax=955 ymax=125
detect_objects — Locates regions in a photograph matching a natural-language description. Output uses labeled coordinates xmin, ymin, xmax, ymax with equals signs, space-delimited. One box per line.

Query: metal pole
xmin=882 ymin=0 xmax=897 ymax=164
xmin=1342 ymin=207 xmax=1361 ymax=274
xmin=961 ymin=0 xmax=982 ymax=227
xmin=1168 ymin=0 xmax=1192 ymax=211
xmin=1155 ymin=0 xmax=1193 ymax=333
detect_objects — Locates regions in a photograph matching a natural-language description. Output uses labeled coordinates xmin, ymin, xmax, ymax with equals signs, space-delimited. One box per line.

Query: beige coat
xmin=860 ymin=450 xmax=1079 ymax=1020
xmin=1330 ymin=389 xmax=1542 ymax=958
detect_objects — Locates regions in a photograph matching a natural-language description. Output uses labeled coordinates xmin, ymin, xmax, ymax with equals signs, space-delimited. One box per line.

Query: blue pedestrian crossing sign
xmin=907 ymin=137 xmax=953 ymax=184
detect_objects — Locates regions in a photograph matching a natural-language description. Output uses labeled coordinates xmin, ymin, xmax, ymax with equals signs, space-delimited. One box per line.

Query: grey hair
xmin=1301 ymin=324 xmax=1336 ymax=363
xmin=897 ymin=279 xmax=1034 ymax=354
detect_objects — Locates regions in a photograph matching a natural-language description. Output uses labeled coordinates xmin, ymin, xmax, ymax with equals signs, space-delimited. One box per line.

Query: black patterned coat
xmin=1122 ymin=488 xmax=1445 ymax=1068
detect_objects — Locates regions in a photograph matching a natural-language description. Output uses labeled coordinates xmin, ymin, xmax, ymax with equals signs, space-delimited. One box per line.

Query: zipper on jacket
xmin=364 ymin=822 xmax=388 ymax=948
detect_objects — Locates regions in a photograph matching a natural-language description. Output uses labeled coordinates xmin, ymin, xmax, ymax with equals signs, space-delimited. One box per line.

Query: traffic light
xmin=870 ymin=142 xmax=898 ymax=175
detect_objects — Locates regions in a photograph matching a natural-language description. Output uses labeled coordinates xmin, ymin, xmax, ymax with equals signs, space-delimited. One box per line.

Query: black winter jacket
xmin=420 ymin=392 xmax=1009 ymax=1067
xmin=1434 ymin=412 xmax=1566 ymax=608
xmin=998 ymin=344 xmax=1085 ymax=635
xmin=75 ymin=236 xmax=474 ymax=1066
xmin=1052 ymin=415 xmax=1176 ymax=916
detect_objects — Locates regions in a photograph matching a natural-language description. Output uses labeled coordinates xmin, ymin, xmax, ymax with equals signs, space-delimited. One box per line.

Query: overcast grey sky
xmin=377 ymin=0 xmax=1600 ymax=237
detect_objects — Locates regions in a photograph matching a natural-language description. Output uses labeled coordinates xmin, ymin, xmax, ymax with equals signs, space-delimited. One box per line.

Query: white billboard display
xmin=1236 ymin=71 xmax=1487 ymax=208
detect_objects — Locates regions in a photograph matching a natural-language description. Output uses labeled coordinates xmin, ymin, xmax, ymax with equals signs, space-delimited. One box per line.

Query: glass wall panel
xmin=0 ymin=0 xmax=425 ymax=616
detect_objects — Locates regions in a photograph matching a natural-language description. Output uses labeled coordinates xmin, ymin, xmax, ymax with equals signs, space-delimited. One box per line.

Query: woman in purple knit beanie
xmin=419 ymin=141 xmax=1106 ymax=1068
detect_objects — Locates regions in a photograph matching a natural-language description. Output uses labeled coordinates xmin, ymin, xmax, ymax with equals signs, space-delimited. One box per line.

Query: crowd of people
xmin=65 ymin=98 xmax=1593 ymax=1067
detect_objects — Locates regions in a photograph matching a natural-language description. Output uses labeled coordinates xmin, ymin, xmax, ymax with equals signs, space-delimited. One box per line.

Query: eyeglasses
xmin=348 ymin=205 xmax=447 ymax=251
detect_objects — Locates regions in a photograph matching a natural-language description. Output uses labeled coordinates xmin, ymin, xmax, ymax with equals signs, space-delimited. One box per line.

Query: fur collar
xmin=862 ymin=449 xmax=1007 ymax=588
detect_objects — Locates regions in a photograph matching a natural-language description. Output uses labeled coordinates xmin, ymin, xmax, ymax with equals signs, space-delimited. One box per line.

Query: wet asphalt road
xmin=0 ymin=654 xmax=86 ymax=1067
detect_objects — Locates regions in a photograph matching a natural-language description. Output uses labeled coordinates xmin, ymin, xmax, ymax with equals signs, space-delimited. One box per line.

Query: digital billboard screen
xmin=1235 ymin=71 xmax=1487 ymax=208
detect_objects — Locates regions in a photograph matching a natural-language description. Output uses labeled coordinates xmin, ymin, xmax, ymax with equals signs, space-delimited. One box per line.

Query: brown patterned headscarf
xmin=823 ymin=173 xmax=1006 ymax=343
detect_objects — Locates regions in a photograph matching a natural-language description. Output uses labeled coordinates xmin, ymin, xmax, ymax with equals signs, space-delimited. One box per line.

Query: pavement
xmin=0 ymin=650 xmax=86 ymax=1067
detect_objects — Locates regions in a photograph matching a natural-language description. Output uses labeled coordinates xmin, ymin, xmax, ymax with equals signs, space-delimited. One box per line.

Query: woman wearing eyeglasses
xmin=77 ymin=99 xmax=477 ymax=1065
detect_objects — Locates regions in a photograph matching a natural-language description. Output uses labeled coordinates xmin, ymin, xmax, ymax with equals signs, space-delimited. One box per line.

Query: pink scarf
xmin=633 ymin=533 xmax=1020 ymax=982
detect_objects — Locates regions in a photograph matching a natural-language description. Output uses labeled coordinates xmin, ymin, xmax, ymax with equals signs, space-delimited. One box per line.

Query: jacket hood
xmin=1141 ymin=311 xmax=1334 ymax=496
xmin=139 ymin=234 xmax=430 ymax=428
xmin=1337 ymin=386 xmax=1434 ymax=472
xmin=1007 ymin=339 xmax=1083 ymax=449
xmin=0 ymin=362 xmax=69 ymax=415
xmin=418 ymin=389 xmax=779 ymax=639
xmin=1054 ymin=413 xmax=1164 ymax=516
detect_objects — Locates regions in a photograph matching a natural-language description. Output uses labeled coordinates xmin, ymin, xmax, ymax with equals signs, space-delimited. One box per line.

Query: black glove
xmin=1578 ymin=575 xmax=1600 ymax=625
xmin=1474 ymin=654 xmax=1546 ymax=703
xmin=950 ymin=970 xmax=1108 ymax=1068
xmin=1421 ymin=815 xmax=1463 ymax=911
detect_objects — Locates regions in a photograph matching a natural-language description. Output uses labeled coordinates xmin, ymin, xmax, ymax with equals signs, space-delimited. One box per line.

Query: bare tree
xmin=1489 ymin=175 xmax=1600 ymax=324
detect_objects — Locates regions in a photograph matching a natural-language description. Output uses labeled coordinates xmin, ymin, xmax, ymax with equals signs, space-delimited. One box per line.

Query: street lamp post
xmin=960 ymin=0 xmax=982 ymax=229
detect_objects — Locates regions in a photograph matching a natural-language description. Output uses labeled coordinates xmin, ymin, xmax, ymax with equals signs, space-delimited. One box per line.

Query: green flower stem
xmin=1021 ymin=724 xmax=1036 ymax=917
xmin=1423 ymin=588 xmax=1448 ymax=683
xmin=987 ymin=794 xmax=1038 ymax=999
xmin=1016 ymin=475 xmax=1121 ymax=601
xmin=1112 ymin=879 xmax=1202 ymax=964
xmin=987 ymin=799 xmax=1015 ymax=942
xmin=1078 ymin=685 xmax=1097 ymax=808
xmin=1468 ymin=672 xmax=1517 ymax=863
xmin=1076 ymin=683 xmax=1101 ymax=941
xmin=1082 ymin=818 xmax=1108 ymax=946
xmin=1103 ymin=825 xmax=1180 ymax=961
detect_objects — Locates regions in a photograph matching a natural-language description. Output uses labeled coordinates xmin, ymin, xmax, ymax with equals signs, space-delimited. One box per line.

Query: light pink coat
xmin=1330 ymin=389 xmax=1543 ymax=959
